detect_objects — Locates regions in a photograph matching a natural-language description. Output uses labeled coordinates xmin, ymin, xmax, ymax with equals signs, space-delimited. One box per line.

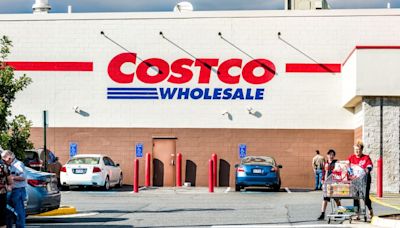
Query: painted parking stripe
xmin=285 ymin=187 xmax=292 ymax=194
xmin=212 ymin=225 xmax=347 ymax=228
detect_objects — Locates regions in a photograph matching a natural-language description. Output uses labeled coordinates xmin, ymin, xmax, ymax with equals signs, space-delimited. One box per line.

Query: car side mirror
xmin=234 ymin=164 xmax=239 ymax=168
xmin=116 ymin=164 xmax=120 ymax=167
xmin=278 ymin=165 xmax=283 ymax=169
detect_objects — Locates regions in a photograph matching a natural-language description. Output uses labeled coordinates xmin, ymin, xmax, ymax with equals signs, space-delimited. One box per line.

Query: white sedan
xmin=60 ymin=154 xmax=123 ymax=190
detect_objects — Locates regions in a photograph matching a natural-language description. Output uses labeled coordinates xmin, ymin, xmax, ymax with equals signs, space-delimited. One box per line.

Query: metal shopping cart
xmin=323 ymin=170 xmax=368 ymax=224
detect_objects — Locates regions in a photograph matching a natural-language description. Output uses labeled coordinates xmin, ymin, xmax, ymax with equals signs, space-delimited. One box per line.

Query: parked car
xmin=235 ymin=156 xmax=282 ymax=192
xmin=26 ymin=167 xmax=61 ymax=215
xmin=24 ymin=149 xmax=56 ymax=171
xmin=60 ymin=154 xmax=123 ymax=190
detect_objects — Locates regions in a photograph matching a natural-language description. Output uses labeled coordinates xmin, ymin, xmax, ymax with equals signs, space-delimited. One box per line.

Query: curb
xmin=370 ymin=195 xmax=400 ymax=211
xmin=370 ymin=196 xmax=400 ymax=227
xmin=36 ymin=206 xmax=77 ymax=216
xmin=371 ymin=215 xmax=400 ymax=228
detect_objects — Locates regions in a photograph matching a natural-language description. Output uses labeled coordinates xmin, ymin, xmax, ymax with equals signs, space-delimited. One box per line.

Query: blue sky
xmin=0 ymin=0 xmax=397 ymax=14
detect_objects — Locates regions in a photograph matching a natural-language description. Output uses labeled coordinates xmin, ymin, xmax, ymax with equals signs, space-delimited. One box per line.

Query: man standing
xmin=0 ymin=148 xmax=13 ymax=228
xmin=1 ymin=150 xmax=26 ymax=228
xmin=312 ymin=150 xmax=325 ymax=190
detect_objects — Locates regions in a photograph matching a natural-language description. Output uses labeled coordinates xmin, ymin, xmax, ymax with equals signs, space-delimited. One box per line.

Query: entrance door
xmin=152 ymin=138 xmax=176 ymax=187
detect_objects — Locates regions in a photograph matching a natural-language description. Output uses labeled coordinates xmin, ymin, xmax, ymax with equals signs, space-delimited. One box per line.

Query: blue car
xmin=25 ymin=167 xmax=61 ymax=215
xmin=235 ymin=156 xmax=282 ymax=192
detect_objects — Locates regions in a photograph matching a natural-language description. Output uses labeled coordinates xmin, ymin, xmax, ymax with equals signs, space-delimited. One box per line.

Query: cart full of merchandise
xmin=323 ymin=161 xmax=368 ymax=224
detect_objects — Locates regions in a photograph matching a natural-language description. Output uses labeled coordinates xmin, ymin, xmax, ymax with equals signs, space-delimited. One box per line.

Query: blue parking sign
xmin=70 ymin=143 xmax=77 ymax=158
xmin=136 ymin=143 xmax=143 ymax=158
xmin=239 ymin=144 xmax=247 ymax=158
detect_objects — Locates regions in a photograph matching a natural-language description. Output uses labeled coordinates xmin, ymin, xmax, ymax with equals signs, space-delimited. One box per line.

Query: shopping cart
xmin=323 ymin=169 xmax=368 ymax=224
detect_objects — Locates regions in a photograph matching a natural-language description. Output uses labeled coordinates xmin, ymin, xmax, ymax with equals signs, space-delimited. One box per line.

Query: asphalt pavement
xmin=26 ymin=186 xmax=399 ymax=228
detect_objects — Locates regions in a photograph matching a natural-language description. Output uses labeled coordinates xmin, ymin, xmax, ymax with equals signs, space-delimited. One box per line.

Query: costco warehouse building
xmin=1 ymin=1 xmax=400 ymax=192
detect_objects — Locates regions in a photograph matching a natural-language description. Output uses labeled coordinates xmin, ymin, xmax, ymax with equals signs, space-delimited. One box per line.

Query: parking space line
xmin=285 ymin=187 xmax=292 ymax=193
xmin=224 ymin=187 xmax=231 ymax=193
xmin=212 ymin=225 xmax=347 ymax=227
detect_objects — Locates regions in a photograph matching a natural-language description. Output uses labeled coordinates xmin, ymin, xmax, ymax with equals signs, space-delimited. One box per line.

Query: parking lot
xmin=25 ymin=186 xmax=398 ymax=227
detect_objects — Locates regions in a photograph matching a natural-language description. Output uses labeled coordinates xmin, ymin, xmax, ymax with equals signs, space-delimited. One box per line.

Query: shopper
xmin=48 ymin=157 xmax=62 ymax=186
xmin=317 ymin=149 xmax=340 ymax=220
xmin=0 ymin=149 xmax=13 ymax=228
xmin=2 ymin=150 xmax=27 ymax=228
xmin=312 ymin=150 xmax=325 ymax=190
xmin=348 ymin=140 xmax=373 ymax=219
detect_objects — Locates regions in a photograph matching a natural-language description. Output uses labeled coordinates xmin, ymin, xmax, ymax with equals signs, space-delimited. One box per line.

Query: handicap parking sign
xmin=239 ymin=144 xmax=247 ymax=159
xmin=70 ymin=143 xmax=77 ymax=158
xmin=136 ymin=143 xmax=143 ymax=158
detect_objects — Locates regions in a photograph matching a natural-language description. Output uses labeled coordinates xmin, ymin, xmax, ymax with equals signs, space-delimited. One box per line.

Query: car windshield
xmin=68 ymin=157 xmax=100 ymax=165
xmin=241 ymin=156 xmax=275 ymax=166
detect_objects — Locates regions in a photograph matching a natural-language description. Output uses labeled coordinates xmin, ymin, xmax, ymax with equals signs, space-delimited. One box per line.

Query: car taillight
xmin=271 ymin=167 xmax=278 ymax=172
xmin=237 ymin=167 xmax=245 ymax=172
xmin=93 ymin=167 xmax=102 ymax=173
xmin=29 ymin=161 xmax=43 ymax=167
xmin=28 ymin=179 xmax=47 ymax=187
xmin=60 ymin=166 xmax=67 ymax=172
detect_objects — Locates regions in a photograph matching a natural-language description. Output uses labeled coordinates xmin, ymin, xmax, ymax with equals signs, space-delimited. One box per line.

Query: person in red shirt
xmin=348 ymin=140 xmax=373 ymax=218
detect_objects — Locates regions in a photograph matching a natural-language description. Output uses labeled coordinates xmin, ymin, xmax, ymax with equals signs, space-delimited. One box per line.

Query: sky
xmin=0 ymin=0 xmax=397 ymax=14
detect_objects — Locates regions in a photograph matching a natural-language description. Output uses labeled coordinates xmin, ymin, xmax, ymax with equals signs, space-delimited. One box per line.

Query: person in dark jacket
xmin=317 ymin=149 xmax=341 ymax=220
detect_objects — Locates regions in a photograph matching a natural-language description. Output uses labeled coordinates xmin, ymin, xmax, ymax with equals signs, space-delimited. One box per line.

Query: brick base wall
xmin=30 ymin=128 xmax=354 ymax=189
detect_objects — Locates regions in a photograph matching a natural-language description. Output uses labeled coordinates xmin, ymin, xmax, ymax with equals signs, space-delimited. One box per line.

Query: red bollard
xmin=134 ymin=158 xmax=139 ymax=193
xmin=377 ymin=158 xmax=383 ymax=197
xmin=209 ymin=159 xmax=214 ymax=193
xmin=145 ymin=153 xmax=151 ymax=187
xmin=212 ymin=153 xmax=217 ymax=187
xmin=176 ymin=153 xmax=182 ymax=187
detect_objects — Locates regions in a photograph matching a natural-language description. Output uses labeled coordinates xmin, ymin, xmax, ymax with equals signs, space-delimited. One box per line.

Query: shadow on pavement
xmin=242 ymin=187 xmax=285 ymax=192
xmin=91 ymin=208 xmax=234 ymax=214
xmin=60 ymin=185 xmax=133 ymax=192
xmin=30 ymin=226 xmax=133 ymax=228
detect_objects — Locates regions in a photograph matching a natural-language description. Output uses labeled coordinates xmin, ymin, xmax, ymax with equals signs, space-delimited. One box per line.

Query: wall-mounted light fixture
xmin=247 ymin=107 xmax=256 ymax=115
xmin=73 ymin=106 xmax=81 ymax=113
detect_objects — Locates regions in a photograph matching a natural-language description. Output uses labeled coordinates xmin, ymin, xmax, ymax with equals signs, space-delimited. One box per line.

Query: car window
xmin=241 ymin=156 xmax=275 ymax=166
xmin=24 ymin=151 xmax=39 ymax=160
xmin=104 ymin=157 xmax=115 ymax=166
xmin=102 ymin=158 xmax=109 ymax=166
xmin=68 ymin=157 xmax=100 ymax=165
xmin=107 ymin=157 xmax=116 ymax=166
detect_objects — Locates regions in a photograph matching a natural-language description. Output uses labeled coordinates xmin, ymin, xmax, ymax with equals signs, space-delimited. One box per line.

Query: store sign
xmin=107 ymin=53 xmax=276 ymax=100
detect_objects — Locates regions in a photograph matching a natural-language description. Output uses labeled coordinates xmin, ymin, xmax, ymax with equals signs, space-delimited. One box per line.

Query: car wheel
xmin=103 ymin=176 xmax=110 ymax=191
xmin=235 ymin=185 xmax=241 ymax=192
xmin=61 ymin=185 xmax=69 ymax=191
xmin=273 ymin=184 xmax=281 ymax=192
xmin=117 ymin=174 xmax=123 ymax=188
